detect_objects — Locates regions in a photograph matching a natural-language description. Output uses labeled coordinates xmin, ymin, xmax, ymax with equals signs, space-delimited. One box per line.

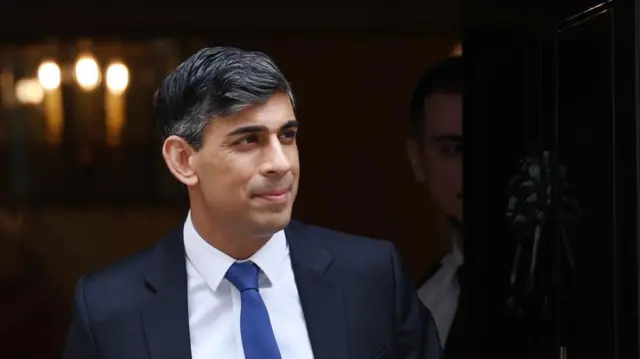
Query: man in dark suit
xmin=62 ymin=47 xmax=443 ymax=359
xmin=405 ymin=56 xmax=467 ymax=358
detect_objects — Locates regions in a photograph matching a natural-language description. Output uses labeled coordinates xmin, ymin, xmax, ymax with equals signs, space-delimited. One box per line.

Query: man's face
xmin=188 ymin=92 xmax=299 ymax=236
xmin=407 ymin=92 xmax=462 ymax=223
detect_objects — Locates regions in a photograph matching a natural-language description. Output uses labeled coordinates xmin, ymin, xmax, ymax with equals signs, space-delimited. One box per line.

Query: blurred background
xmin=5 ymin=1 xmax=640 ymax=359
xmin=0 ymin=2 xmax=460 ymax=357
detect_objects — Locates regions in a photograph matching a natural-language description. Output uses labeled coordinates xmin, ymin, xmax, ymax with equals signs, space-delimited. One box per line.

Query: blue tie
xmin=225 ymin=261 xmax=282 ymax=359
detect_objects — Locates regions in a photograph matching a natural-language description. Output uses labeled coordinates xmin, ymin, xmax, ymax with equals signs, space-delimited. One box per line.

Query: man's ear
xmin=162 ymin=135 xmax=199 ymax=187
xmin=406 ymin=138 xmax=426 ymax=182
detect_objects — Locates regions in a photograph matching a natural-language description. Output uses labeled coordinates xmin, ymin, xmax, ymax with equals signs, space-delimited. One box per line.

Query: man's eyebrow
xmin=226 ymin=125 xmax=266 ymax=136
xmin=434 ymin=134 xmax=462 ymax=142
xmin=282 ymin=120 xmax=299 ymax=130
xmin=226 ymin=119 xmax=299 ymax=136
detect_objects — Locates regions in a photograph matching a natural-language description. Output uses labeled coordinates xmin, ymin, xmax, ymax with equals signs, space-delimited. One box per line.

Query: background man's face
xmin=407 ymin=92 xmax=462 ymax=223
xmin=190 ymin=92 xmax=300 ymax=236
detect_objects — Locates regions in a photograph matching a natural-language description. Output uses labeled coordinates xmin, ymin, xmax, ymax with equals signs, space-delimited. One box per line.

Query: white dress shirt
xmin=417 ymin=233 xmax=464 ymax=345
xmin=183 ymin=212 xmax=315 ymax=359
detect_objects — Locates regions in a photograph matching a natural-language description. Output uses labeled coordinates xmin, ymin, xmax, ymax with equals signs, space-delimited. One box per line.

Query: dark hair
xmin=409 ymin=56 xmax=462 ymax=141
xmin=154 ymin=46 xmax=295 ymax=150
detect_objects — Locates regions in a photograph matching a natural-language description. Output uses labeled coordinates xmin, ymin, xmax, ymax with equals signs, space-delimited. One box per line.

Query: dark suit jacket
xmin=62 ymin=220 xmax=444 ymax=359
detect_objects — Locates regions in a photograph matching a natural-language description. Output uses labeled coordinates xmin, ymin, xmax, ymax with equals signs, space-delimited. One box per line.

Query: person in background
xmin=405 ymin=56 xmax=467 ymax=358
xmin=62 ymin=46 xmax=443 ymax=359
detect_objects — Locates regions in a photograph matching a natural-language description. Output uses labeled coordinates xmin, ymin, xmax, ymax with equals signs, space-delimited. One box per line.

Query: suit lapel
xmin=141 ymin=227 xmax=192 ymax=359
xmin=286 ymin=221 xmax=349 ymax=359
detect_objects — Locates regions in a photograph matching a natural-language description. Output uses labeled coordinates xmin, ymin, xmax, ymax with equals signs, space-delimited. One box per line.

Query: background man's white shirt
xmin=417 ymin=234 xmax=463 ymax=344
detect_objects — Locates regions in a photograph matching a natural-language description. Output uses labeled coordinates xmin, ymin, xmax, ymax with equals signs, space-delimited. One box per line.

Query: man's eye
xmin=280 ymin=130 xmax=297 ymax=140
xmin=440 ymin=143 xmax=462 ymax=155
xmin=239 ymin=135 xmax=259 ymax=144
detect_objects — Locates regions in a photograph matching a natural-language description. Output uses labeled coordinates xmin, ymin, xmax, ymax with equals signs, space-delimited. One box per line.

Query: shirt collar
xmin=183 ymin=211 xmax=289 ymax=292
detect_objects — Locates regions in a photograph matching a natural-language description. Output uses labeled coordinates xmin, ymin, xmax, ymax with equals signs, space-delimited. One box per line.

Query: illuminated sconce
xmin=37 ymin=61 xmax=61 ymax=90
xmin=104 ymin=61 xmax=129 ymax=146
xmin=105 ymin=62 xmax=129 ymax=95
xmin=74 ymin=55 xmax=100 ymax=91
xmin=14 ymin=78 xmax=44 ymax=105
xmin=38 ymin=60 xmax=64 ymax=145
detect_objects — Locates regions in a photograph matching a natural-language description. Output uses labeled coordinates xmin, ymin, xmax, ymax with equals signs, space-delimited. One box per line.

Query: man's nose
xmin=261 ymin=138 xmax=292 ymax=176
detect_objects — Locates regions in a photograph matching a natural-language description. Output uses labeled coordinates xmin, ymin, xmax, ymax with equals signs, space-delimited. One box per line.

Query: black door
xmin=465 ymin=1 xmax=639 ymax=358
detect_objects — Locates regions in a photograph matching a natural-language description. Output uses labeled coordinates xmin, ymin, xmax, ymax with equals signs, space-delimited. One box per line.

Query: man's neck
xmin=445 ymin=217 xmax=463 ymax=254
xmin=451 ymin=227 xmax=463 ymax=255
xmin=189 ymin=209 xmax=269 ymax=260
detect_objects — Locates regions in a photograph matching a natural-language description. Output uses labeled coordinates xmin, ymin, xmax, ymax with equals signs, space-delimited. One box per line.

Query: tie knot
xmin=225 ymin=261 xmax=260 ymax=291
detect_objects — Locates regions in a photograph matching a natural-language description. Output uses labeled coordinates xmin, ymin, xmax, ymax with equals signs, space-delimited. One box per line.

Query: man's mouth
xmin=254 ymin=187 xmax=290 ymax=203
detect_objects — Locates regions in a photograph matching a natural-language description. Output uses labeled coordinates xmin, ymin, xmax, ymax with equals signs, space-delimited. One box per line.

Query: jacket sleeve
xmin=61 ymin=276 xmax=99 ymax=359
xmin=389 ymin=242 xmax=445 ymax=359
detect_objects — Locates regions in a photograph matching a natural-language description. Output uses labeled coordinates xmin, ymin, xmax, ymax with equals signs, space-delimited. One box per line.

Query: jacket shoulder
xmin=288 ymin=220 xmax=397 ymax=272
xmin=78 ymin=227 xmax=182 ymax=319
xmin=290 ymin=219 xmax=394 ymax=253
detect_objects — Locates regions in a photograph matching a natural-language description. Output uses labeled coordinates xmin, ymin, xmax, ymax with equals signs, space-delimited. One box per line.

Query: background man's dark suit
xmin=62 ymin=220 xmax=444 ymax=359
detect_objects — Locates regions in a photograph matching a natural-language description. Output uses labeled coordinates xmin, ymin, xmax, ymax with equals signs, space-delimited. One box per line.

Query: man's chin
xmin=444 ymin=213 xmax=463 ymax=229
xmin=250 ymin=211 xmax=292 ymax=234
